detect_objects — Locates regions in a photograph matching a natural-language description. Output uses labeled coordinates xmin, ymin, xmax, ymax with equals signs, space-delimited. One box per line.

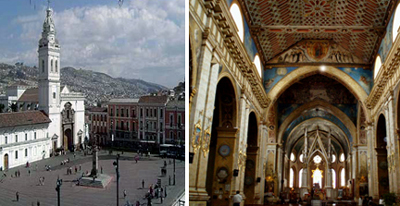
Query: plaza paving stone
xmin=0 ymin=151 xmax=185 ymax=206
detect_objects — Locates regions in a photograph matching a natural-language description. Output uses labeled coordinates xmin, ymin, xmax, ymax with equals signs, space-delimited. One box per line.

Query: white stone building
xmin=0 ymin=6 xmax=85 ymax=169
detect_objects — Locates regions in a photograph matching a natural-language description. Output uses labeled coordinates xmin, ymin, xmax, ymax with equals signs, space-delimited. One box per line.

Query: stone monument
xmin=90 ymin=145 xmax=98 ymax=177
xmin=78 ymin=145 xmax=112 ymax=188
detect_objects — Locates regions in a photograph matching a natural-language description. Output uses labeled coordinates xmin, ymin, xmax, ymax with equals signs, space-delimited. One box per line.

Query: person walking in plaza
xmin=142 ymin=179 xmax=145 ymax=189
xmin=123 ymin=189 xmax=127 ymax=199
xmin=37 ymin=200 xmax=40 ymax=206
xmin=16 ymin=191 xmax=19 ymax=201
xmin=232 ymin=191 xmax=242 ymax=206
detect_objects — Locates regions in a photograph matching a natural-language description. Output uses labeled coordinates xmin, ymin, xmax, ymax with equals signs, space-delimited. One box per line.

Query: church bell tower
xmin=38 ymin=6 xmax=61 ymax=146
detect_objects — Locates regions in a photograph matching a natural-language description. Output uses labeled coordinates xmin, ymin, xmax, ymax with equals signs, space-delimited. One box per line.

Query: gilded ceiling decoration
xmin=243 ymin=0 xmax=395 ymax=64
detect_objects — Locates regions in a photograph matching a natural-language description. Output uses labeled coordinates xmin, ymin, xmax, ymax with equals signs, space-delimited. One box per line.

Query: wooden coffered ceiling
xmin=241 ymin=0 xmax=397 ymax=65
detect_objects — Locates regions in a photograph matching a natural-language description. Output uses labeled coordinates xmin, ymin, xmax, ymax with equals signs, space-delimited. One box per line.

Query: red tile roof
xmin=0 ymin=111 xmax=51 ymax=128
xmin=18 ymin=88 xmax=39 ymax=102
xmin=139 ymin=96 xmax=169 ymax=104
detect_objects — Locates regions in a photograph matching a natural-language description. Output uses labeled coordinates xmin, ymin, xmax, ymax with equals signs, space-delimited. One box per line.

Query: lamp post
xmin=113 ymin=154 xmax=120 ymax=206
xmin=55 ymin=177 xmax=62 ymax=206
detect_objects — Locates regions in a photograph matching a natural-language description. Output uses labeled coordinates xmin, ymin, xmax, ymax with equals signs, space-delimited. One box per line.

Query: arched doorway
xmin=244 ymin=112 xmax=258 ymax=204
xmin=206 ymin=77 xmax=237 ymax=206
xmin=3 ymin=154 xmax=8 ymax=170
xmin=64 ymin=129 xmax=73 ymax=152
xmin=62 ymin=102 xmax=75 ymax=152
xmin=376 ymin=114 xmax=389 ymax=197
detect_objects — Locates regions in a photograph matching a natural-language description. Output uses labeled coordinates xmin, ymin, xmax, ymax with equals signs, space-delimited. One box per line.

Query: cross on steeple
xmin=47 ymin=0 xmax=51 ymax=9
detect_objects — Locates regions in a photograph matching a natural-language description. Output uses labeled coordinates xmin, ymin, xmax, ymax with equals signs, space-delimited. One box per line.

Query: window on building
xmin=121 ymin=121 xmax=124 ymax=130
xmin=5 ymin=136 xmax=7 ymax=144
xmin=289 ymin=168 xmax=294 ymax=188
xmin=178 ymin=114 xmax=182 ymax=127
xmin=177 ymin=131 xmax=181 ymax=139
xmin=15 ymin=151 xmax=18 ymax=159
xmin=170 ymin=131 xmax=174 ymax=139
xmin=160 ymin=122 xmax=163 ymax=131
xmin=141 ymin=109 xmax=143 ymax=117
xmin=290 ymin=153 xmax=295 ymax=162
xmin=160 ymin=109 xmax=163 ymax=118
xmin=127 ymin=122 xmax=129 ymax=131
xmin=341 ymin=168 xmax=346 ymax=187
xmin=229 ymin=3 xmax=244 ymax=42
xmin=15 ymin=135 xmax=18 ymax=143
xmin=110 ymin=108 xmax=113 ymax=116
xmin=116 ymin=109 xmax=119 ymax=117
xmin=332 ymin=169 xmax=336 ymax=189
xmin=299 ymin=169 xmax=303 ymax=188
xmin=170 ymin=114 xmax=174 ymax=127
xmin=393 ymin=5 xmax=400 ymax=42
xmin=50 ymin=59 xmax=53 ymax=72
xmin=25 ymin=148 xmax=28 ymax=157
xmin=34 ymin=132 xmax=36 ymax=140
xmin=127 ymin=109 xmax=129 ymax=117
xmin=55 ymin=60 xmax=58 ymax=72
xmin=340 ymin=153 xmax=345 ymax=162
xmin=254 ymin=54 xmax=262 ymax=78
xmin=313 ymin=155 xmax=322 ymax=164
xmin=154 ymin=109 xmax=157 ymax=117
xmin=42 ymin=60 xmax=45 ymax=73
xmin=25 ymin=133 xmax=27 ymax=141
xmin=331 ymin=154 xmax=336 ymax=163
xmin=53 ymin=92 xmax=56 ymax=99
xmin=132 ymin=109 xmax=135 ymax=118
xmin=121 ymin=108 xmax=124 ymax=117
xmin=146 ymin=109 xmax=149 ymax=117
xmin=299 ymin=154 xmax=304 ymax=163
xmin=313 ymin=167 xmax=322 ymax=187
xmin=374 ymin=55 xmax=382 ymax=79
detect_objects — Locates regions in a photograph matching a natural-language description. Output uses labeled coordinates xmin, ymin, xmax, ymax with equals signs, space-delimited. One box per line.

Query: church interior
xmin=189 ymin=0 xmax=400 ymax=205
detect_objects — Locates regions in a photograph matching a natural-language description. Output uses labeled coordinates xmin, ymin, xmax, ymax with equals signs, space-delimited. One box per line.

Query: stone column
xmin=366 ymin=122 xmax=379 ymax=199
xmin=256 ymin=122 xmax=268 ymax=204
xmin=353 ymin=146 xmax=359 ymax=199
xmin=300 ymin=164 xmax=308 ymax=198
xmin=325 ymin=164 xmax=333 ymax=199
xmin=386 ymin=94 xmax=399 ymax=193
xmin=232 ymin=96 xmax=249 ymax=205
xmin=189 ymin=30 xmax=220 ymax=205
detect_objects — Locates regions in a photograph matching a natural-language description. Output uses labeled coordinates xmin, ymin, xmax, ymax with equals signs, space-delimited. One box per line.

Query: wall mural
xmin=282 ymin=108 xmax=353 ymax=145
xmin=264 ymin=67 xmax=372 ymax=94
xmin=378 ymin=12 xmax=394 ymax=63
xmin=267 ymin=40 xmax=365 ymax=64
xmin=244 ymin=19 xmax=258 ymax=62
xmin=278 ymin=75 xmax=358 ymax=126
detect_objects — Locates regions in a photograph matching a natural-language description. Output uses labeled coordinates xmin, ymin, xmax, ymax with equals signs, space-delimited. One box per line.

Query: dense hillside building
xmin=190 ymin=0 xmax=400 ymax=205
xmin=0 ymin=6 xmax=85 ymax=170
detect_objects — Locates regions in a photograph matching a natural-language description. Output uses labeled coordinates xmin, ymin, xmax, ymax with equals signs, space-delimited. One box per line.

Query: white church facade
xmin=0 ymin=7 xmax=85 ymax=170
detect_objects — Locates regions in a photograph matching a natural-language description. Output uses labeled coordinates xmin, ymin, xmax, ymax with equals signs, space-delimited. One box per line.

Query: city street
xmin=0 ymin=150 xmax=185 ymax=205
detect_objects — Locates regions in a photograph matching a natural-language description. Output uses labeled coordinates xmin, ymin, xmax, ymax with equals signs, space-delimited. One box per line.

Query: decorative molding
xmin=192 ymin=119 xmax=202 ymax=153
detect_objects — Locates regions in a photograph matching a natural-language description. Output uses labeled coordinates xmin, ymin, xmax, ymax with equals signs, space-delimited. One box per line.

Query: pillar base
xmin=189 ymin=188 xmax=210 ymax=206
xmin=300 ymin=187 xmax=309 ymax=199
xmin=325 ymin=187 xmax=333 ymax=200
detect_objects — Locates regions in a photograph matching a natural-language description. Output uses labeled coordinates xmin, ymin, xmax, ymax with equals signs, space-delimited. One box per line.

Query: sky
xmin=0 ymin=0 xmax=185 ymax=88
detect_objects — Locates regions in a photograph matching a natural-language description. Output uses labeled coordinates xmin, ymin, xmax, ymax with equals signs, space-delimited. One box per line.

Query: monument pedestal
xmin=78 ymin=174 xmax=112 ymax=188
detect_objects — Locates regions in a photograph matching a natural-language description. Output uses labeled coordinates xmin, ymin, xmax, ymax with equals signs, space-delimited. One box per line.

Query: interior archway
xmin=244 ymin=112 xmax=258 ymax=204
xmin=376 ymin=114 xmax=389 ymax=197
xmin=268 ymin=66 xmax=370 ymax=122
xmin=206 ymin=77 xmax=238 ymax=206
